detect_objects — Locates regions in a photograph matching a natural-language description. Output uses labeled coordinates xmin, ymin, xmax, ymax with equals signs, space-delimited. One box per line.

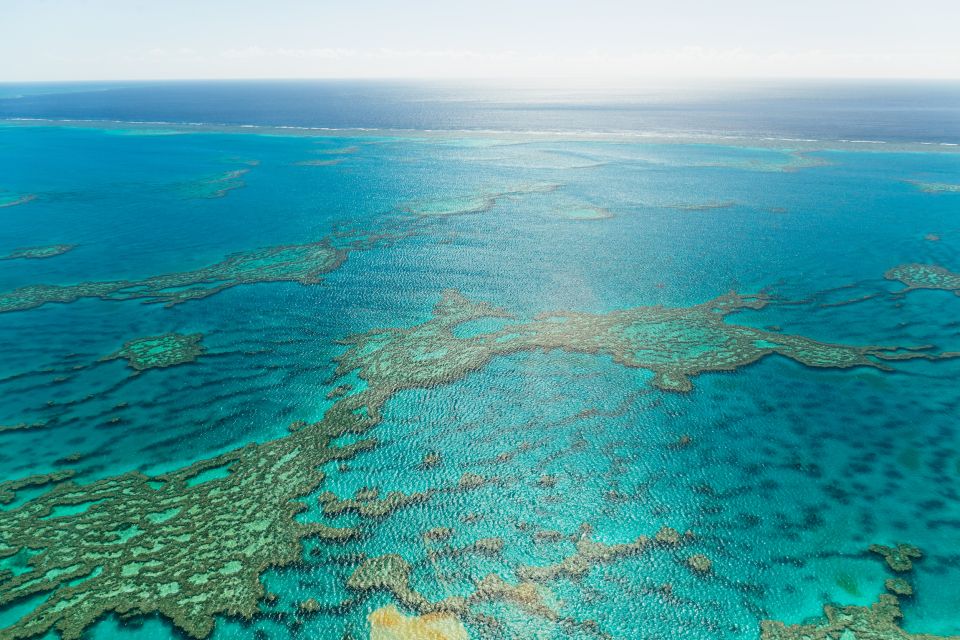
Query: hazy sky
xmin=3 ymin=0 xmax=959 ymax=81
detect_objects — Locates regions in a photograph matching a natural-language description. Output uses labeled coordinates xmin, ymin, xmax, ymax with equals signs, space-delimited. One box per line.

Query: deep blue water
xmin=2 ymin=80 xmax=960 ymax=143
xmin=0 ymin=82 xmax=959 ymax=640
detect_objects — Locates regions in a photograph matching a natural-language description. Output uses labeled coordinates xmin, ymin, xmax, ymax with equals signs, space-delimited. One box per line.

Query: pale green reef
xmin=0 ymin=239 xmax=349 ymax=313
xmin=0 ymin=414 xmax=364 ymax=640
xmin=906 ymin=180 xmax=960 ymax=193
xmin=668 ymin=200 xmax=738 ymax=212
xmin=0 ymin=287 xmax=955 ymax=640
xmin=704 ymin=151 xmax=829 ymax=173
xmin=335 ymin=289 xmax=949 ymax=399
xmin=293 ymin=159 xmax=344 ymax=167
xmin=553 ymin=198 xmax=613 ymax=220
xmin=102 ymin=333 xmax=205 ymax=371
xmin=761 ymin=543 xmax=960 ymax=640
xmin=311 ymin=145 xmax=360 ymax=155
xmin=403 ymin=183 xmax=560 ymax=217
xmin=182 ymin=168 xmax=253 ymax=199
xmin=886 ymin=263 xmax=960 ymax=295
xmin=0 ymin=422 xmax=47 ymax=435
xmin=0 ymin=245 xmax=75 ymax=261
xmin=0 ymin=192 xmax=37 ymax=208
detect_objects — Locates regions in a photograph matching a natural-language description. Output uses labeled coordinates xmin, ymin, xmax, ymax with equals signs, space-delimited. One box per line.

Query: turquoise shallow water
xmin=1 ymin=118 xmax=960 ymax=640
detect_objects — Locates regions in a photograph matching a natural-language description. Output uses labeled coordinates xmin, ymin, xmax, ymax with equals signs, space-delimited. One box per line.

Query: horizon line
xmin=3 ymin=76 xmax=960 ymax=85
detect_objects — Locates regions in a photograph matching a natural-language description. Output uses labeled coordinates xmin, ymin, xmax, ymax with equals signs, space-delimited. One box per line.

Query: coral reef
xmin=313 ymin=145 xmax=360 ymax=155
xmin=516 ymin=524 xmax=660 ymax=582
xmin=457 ymin=473 xmax=487 ymax=489
xmin=419 ymin=452 xmax=442 ymax=469
xmin=0 ymin=404 xmax=370 ymax=639
xmin=402 ymin=183 xmax=560 ymax=217
xmin=668 ymin=200 xmax=738 ymax=211
xmin=0 ymin=422 xmax=47 ymax=435
xmin=869 ymin=542 xmax=922 ymax=572
xmin=760 ymin=594 xmax=958 ymax=640
xmin=761 ymin=543 xmax=958 ymax=639
xmin=886 ymin=577 xmax=913 ymax=596
xmin=431 ymin=537 xmax=504 ymax=558
xmin=2 ymin=287 xmax=955 ymax=640
xmin=0 ymin=245 xmax=75 ymax=261
xmin=469 ymin=574 xmax=557 ymax=620
xmin=349 ymin=522 xmax=686 ymax=637
xmin=713 ymin=152 xmax=829 ymax=173
xmin=670 ymin=434 xmax=694 ymax=449
xmin=368 ymin=605 xmax=469 ymax=640
xmin=0 ymin=192 xmax=37 ymax=208
xmin=298 ymin=598 xmax=321 ymax=613
xmin=687 ymin=554 xmax=713 ymax=574
xmin=294 ymin=159 xmax=344 ymax=167
xmin=654 ymin=526 xmax=682 ymax=545
xmin=318 ymin=487 xmax=429 ymax=519
xmin=552 ymin=198 xmax=613 ymax=220
xmin=422 ymin=527 xmax=454 ymax=543
xmin=906 ymin=180 xmax=960 ymax=194
xmin=183 ymin=169 xmax=250 ymax=199
xmin=347 ymin=555 xmax=432 ymax=612
xmin=102 ymin=333 xmax=205 ymax=371
xmin=0 ymin=470 xmax=74 ymax=505
xmin=886 ymin=263 xmax=960 ymax=295
xmin=334 ymin=289 xmax=952 ymax=402
xmin=0 ymin=240 xmax=348 ymax=313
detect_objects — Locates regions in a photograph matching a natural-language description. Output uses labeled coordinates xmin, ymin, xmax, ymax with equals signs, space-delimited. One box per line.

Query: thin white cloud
xmin=3 ymin=0 xmax=958 ymax=81
xmin=125 ymin=46 xmax=957 ymax=80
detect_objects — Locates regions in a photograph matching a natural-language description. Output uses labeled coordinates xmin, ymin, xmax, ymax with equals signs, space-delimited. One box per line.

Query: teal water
xmin=1 ymin=117 xmax=960 ymax=640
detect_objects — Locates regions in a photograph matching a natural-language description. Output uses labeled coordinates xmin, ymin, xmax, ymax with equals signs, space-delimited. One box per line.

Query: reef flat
xmin=699 ymin=151 xmax=829 ymax=173
xmin=0 ymin=422 xmax=46 ymax=434
xmin=668 ymin=200 xmax=738 ymax=212
xmin=906 ymin=180 xmax=960 ymax=193
xmin=1 ymin=288 xmax=953 ymax=639
xmin=0 ymin=470 xmax=75 ymax=505
xmin=334 ymin=289 xmax=950 ymax=402
xmin=313 ymin=145 xmax=360 ymax=155
xmin=761 ymin=544 xmax=959 ymax=640
xmin=0 ymin=404 xmax=369 ymax=640
xmin=886 ymin=263 xmax=960 ymax=295
xmin=0 ymin=239 xmax=349 ymax=313
xmin=368 ymin=605 xmax=468 ymax=640
xmin=762 ymin=593 xmax=956 ymax=640
xmin=553 ymin=199 xmax=613 ymax=220
xmin=0 ymin=192 xmax=37 ymax=208
xmin=0 ymin=245 xmax=75 ymax=261
xmin=344 ymin=523 xmax=692 ymax=637
xmin=293 ymin=159 xmax=344 ymax=167
xmin=403 ymin=183 xmax=560 ymax=217
xmin=102 ymin=333 xmax=205 ymax=371
xmin=183 ymin=169 xmax=250 ymax=199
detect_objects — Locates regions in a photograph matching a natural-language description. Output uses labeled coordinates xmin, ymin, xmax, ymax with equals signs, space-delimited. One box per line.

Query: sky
xmin=2 ymin=0 xmax=959 ymax=81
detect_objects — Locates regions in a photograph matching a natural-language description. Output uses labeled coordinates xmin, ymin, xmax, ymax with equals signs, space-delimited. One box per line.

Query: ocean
xmin=0 ymin=80 xmax=959 ymax=640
